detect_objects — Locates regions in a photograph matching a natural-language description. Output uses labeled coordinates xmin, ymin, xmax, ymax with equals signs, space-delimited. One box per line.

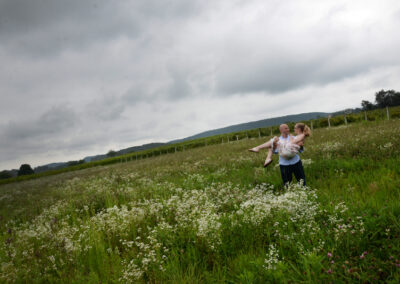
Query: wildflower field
xmin=1 ymin=119 xmax=400 ymax=283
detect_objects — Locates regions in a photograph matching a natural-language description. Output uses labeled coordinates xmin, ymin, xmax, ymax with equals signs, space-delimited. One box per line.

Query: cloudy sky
xmin=1 ymin=0 xmax=400 ymax=170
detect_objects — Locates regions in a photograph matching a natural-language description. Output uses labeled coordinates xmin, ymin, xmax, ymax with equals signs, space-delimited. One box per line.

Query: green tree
xmin=375 ymin=89 xmax=400 ymax=108
xmin=361 ymin=100 xmax=375 ymax=110
xmin=17 ymin=164 xmax=34 ymax=176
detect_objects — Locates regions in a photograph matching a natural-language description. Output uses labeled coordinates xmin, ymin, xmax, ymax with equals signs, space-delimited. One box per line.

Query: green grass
xmin=1 ymin=119 xmax=400 ymax=283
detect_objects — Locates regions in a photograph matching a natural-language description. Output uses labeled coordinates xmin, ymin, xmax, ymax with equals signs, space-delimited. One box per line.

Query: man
xmin=249 ymin=124 xmax=306 ymax=187
xmin=273 ymin=124 xmax=306 ymax=187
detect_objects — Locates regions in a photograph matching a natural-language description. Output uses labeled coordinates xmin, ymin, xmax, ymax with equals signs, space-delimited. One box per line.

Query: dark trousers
xmin=279 ymin=160 xmax=306 ymax=187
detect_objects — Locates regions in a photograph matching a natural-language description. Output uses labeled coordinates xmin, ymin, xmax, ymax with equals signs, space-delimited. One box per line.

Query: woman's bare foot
xmin=263 ymin=158 xmax=273 ymax=167
xmin=248 ymin=147 xmax=259 ymax=153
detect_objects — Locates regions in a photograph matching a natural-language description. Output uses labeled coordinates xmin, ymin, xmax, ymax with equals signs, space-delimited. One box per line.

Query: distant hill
xmin=83 ymin=142 xmax=166 ymax=162
xmin=331 ymin=107 xmax=363 ymax=116
xmin=1 ymin=111 xmax=329 ymax=175
xmin=34 ymin=162 xmax=70 ymax=173
xmin=169 ymin=112 xmax=330 ymax=143
xmin=31 ymin=143 xmax=168 ymax=173
xmin=0 ymin=169 xmax=18 ymax=179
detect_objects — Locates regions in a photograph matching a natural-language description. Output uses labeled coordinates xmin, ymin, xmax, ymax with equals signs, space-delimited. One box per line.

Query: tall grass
xmin=0 ymin=119 xmax=400 ymax=282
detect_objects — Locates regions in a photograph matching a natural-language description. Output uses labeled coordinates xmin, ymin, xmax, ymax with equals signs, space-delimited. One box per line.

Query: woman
xmin=249 ymin=123 xmax=311 ymax=167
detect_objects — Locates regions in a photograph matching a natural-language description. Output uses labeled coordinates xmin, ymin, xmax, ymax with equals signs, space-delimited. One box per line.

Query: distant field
xmin=1 ymin=119 xmax=400 ymax=283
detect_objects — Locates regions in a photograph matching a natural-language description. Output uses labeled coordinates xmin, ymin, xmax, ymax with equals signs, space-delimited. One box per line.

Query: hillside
xmin=81 ymin=112 xmax=329 ymax=161
xmin=169 ymin=112 xmax=329 ymax=143
xmin=1 ymin=119 xmax=399 ymax=282
xmin=83 ymin=142 xmax=167 ymax=162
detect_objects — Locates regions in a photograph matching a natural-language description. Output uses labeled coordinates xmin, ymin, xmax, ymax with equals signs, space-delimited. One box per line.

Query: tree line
xmin=361 ymin=89 xmax=400 ymax=110
xmin=0 ymin=160 xmax=85 ymax=180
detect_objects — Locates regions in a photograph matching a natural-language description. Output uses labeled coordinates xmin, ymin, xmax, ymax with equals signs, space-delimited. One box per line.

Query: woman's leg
xmin=249 ymin=139 xmax=273 ymax=153
xmin=264 ymin=138 xmax=279 ymax=167
xmin=264 ymin=148 xmax=274 ymax=167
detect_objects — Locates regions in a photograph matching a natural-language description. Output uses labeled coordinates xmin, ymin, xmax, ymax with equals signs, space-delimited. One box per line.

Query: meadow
xmin=1 ymin=119 xmax=400 ymax=283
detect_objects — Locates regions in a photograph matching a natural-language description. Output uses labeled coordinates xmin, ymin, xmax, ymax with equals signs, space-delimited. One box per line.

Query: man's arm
xmin=292 ymin=134 xmax=305 ymax=145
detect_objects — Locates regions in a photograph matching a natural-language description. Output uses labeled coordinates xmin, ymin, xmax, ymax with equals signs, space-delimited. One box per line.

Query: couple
xmin=249 ymin=123 xmax=311 ymax=187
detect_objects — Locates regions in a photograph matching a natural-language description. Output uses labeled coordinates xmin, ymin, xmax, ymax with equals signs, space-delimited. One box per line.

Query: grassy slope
xmin=0 ymin=119 xmax=400 ymax=283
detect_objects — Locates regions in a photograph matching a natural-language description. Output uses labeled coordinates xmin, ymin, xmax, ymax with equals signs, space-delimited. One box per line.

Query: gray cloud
xmin=2 ymin=105 xmax=77 ymax=141
xmin=213 ymin=3 xmax=400 ymax=94
xmin=86 ymin=95 xmax=126 ymax=121
xmin=0 ymin=0 xmax=205 ymax=57
xmin=0 ymin=106 xmax=79 ymax=162
xmin=1 ymin=0 xmax=400 ymax=169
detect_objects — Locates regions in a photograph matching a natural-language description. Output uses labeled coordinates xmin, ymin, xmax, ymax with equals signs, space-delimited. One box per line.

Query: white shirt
xmin=273 ymin=135 xmax=302 ymax=166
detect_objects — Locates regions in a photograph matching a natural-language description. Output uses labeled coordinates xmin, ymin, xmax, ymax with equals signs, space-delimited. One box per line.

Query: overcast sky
xmin=1 ymin=0 xmax=400 ymax=170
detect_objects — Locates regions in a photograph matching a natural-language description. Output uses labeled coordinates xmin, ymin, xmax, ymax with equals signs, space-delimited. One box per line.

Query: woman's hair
xmin=295 ymin=123 xmax=311 ymax=137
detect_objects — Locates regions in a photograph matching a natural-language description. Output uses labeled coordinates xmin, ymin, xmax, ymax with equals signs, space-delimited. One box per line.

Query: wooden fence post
xmin=328 ymin=115 xmax=331 ymax=128
xmin=364 ymin=111 xmax=367 ymax=121
xmin=258 ymin=130 xmax=261 ymax=138
xmin=227 ymin=137 xmax=230 ymax=143
xmin=270 ymin=127 xmax=273 ymax=136
xmin=344 ymin=115 xmax=347 ymax=125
